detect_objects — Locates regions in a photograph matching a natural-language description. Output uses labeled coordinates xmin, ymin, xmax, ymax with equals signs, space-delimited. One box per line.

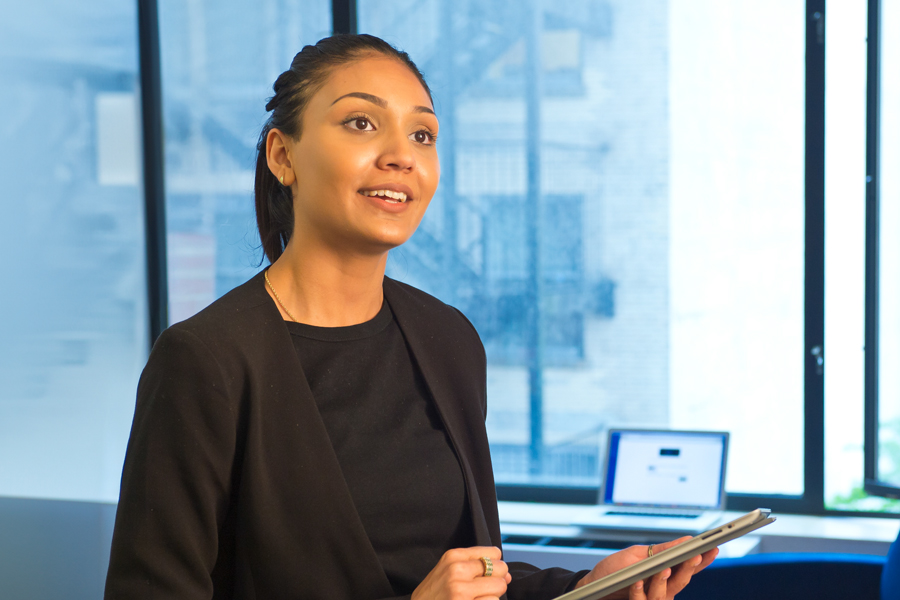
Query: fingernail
xmin=694 ymin=556 xmax=703 ymax=566
xmin=635 ymin=580 xmax=643 ymax=590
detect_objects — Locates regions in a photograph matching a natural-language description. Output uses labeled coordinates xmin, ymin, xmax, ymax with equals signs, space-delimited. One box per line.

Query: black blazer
xmin=105 ymin=272 xmax=583 ymax=600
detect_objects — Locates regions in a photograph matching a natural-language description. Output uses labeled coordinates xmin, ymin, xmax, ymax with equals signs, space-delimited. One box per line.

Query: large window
xmin=359 ymin=0 xmax=806 ymax=498
xmin=0 ymin=2 xmax=147 ymax=502
xmin=135 ymin=0 xmax=897 ymax=514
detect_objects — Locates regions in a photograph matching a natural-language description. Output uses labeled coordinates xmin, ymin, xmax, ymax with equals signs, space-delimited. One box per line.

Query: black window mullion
xmin=863 ymin=0 xmax=883 ymax=495
xmin=138 ymin=0 xmax=169 ymax=347
xmin=332 ymin=0 xmax=357 ymax=34
xmin=803 ymin=0 xmax=827 ymax=516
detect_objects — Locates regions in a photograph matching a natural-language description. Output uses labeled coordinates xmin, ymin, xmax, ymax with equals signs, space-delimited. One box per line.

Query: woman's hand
xmin=412 ymin=546 xmax=511 ymax=600
xmin=574 ymin=537 xmax=718 ymax=600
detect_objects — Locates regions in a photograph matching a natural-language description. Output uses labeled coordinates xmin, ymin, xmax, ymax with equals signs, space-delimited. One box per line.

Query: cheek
xmin=420 ymin=154 xmax=441 ymax=198
xmin=296 ymin=140 xmax=371 ymax=201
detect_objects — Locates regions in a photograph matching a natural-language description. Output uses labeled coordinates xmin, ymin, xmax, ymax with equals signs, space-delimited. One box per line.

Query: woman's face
xmin=287 ymin=55 xmax=440 ymax=256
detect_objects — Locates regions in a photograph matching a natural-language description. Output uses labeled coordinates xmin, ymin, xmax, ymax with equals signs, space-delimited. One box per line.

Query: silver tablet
xmin=552 ymin=509 xmax=776 ymax=600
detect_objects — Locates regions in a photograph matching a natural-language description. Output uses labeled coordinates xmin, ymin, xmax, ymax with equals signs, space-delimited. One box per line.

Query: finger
xmin=466 ymin=576 xmax=509 ymax=598
xmin=468 ymin=558 xmax=509 ymax=580
xmin=445 ymin=558 xmax=503 ymax=582
xmin=674 ymin=553 xmax=703 ymax=574
xmin=646 ymin=567 xmax=671 ymax=600
xmin=693 ymin=547 xmax=719 ymax=573
xmin=447 ymin=546 xmax=503 ymax=562
xmin=442 ymin=546 xmax=503 ymax=571
xmin=629 ymin=579 xmax=647 ymax=600
xmin=486 ymin=559 xmax=509 ymax=578
xmin=664 ymin=555 xmax=702 ymax=596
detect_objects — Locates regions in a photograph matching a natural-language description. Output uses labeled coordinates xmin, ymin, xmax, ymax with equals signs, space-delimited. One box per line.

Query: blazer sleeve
xmin=505 ymin=563 xmax=591 ymax=600
xmin=450 ymin=306 xmax=488 ymax=420
xmin=104 ymin=326 xmax=241 ymax=599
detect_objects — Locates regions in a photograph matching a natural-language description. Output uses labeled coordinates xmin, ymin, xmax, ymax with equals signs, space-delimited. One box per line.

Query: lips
xmin=358 ymin=183 xmax=414 ymax=203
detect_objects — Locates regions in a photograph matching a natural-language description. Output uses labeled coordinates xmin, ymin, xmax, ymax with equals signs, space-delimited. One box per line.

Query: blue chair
xmin=883 ymin=530 xmax=900 ymax=600
xmin=676 ymin=553 xmax=885 ymax=600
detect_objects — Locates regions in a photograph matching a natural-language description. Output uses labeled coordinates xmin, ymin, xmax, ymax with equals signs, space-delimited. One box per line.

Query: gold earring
xmin=279 ymin=175 xmax=284 ymax=185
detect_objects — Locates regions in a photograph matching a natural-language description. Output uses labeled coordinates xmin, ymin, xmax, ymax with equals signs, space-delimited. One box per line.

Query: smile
xmin=361 ymin=189 xmax=408 ymax=203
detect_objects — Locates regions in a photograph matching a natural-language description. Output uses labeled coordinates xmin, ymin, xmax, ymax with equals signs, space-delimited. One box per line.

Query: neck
xmin=265 ymin=238 xmax=388 ymax=327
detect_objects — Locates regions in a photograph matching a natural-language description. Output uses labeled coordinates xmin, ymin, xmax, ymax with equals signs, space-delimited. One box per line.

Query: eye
xmin=344 ymin=115 xmax=375 ymax=131
xmin=410 ymin=129 xmax=436 ymax=145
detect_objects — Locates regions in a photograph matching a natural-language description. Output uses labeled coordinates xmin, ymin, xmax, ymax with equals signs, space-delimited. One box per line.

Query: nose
xmin=376 ymin=125 xmax=415 ymax=172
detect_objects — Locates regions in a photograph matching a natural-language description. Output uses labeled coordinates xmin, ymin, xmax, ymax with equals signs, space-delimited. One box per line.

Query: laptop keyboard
xmin=605 ymin=510 xmax=701 ymax=519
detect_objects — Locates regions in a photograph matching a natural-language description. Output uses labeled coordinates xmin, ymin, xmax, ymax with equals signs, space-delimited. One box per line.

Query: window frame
xmin=138 ymin=0 xmax=169 ymax=345
xmin=862 ymin=0 xmax=898 ymax=500
xmin=488 ymin=0 xmax=829 ymax=516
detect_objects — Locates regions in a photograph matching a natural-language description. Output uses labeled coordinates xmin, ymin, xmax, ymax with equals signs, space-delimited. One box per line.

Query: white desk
xmin=498 ymin=501 xmax=899 ymax=571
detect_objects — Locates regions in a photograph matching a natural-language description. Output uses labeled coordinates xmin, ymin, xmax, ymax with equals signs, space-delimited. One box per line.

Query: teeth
xmin=363 ymin=189 xmax=408 ymax=202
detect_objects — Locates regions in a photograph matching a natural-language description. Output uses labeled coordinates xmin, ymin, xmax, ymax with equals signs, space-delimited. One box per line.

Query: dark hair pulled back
xmin=255 ymin=33 xmax=432 ymax=264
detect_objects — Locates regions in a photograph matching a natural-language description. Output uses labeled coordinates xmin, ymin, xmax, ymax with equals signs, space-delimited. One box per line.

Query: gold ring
xmin=480 ymin=556 xmax=494 ymax=577
xmin=648 ymin=545 xmax=654 ymax=558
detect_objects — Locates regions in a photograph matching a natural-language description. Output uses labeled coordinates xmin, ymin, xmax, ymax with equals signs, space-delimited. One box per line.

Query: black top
xmin=287 ymin=301 xmax=475 ymax=595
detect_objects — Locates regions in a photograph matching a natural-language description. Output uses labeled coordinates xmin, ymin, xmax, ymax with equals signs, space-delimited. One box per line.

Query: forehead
xmin=315 ymin=55 xmax=433 ymax=110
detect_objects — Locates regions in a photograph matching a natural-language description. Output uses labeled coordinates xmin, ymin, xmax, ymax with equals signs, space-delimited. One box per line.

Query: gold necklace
xmin=264 ymin=269 xmax=299 ymax=322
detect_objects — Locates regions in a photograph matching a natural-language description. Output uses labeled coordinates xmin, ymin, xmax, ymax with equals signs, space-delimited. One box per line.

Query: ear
xmin=266 ymin=128 xmax=295 ymax=187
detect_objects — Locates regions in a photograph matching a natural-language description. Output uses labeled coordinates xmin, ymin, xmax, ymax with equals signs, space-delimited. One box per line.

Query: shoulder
xmin=383 ymin=277 xmax=476 ymax=327
xmin=160 ymin=271 xmax=281 ymax=355
xmin=383 ymin=277 xmax=482 ymax=344
xmin=147 ymin=271 xmax=287 ymax=387
xmin=168 ymin=271 xmax=272 ymax=339
xmin=383 ymin=277 xmax=485 ymax=382
xmin=382 ymin=276 xmax=448 ymax=309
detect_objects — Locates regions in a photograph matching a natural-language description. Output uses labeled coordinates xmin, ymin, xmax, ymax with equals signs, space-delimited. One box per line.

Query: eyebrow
xmin=331 ymin=92 xmax=435 ymax=116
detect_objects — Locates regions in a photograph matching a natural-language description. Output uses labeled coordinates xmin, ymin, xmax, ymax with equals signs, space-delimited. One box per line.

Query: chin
xmin=368 ymin=227 xmax=420 ymax=251
xmin=377 ymin=235 xmax=416 ymax=253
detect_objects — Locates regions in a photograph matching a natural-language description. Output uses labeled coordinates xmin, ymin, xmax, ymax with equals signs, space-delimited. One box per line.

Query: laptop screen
xmin=602 ymin=430 xmax=728 ymax=509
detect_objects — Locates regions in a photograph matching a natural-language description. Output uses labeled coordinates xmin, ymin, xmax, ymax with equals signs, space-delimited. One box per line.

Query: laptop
xmin=576 ymin=429 xmax=729 ymax=535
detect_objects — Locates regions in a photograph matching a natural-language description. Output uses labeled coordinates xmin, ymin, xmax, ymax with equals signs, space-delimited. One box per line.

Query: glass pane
xmin=878 ymin=0 xmax=900 ymax=488
xmin=158 ymin=0 xmax=332 ymax=323
xmin=361 ymin=0 xmax=805 ymax=494
xmin=0 ymin=3 xmax=147 ymax=502
xmin=823 ymin=1 xmax=868 ymax=510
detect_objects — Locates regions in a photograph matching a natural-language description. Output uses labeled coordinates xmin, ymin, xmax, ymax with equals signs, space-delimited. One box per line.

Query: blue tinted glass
xmin=0 ymin=3 xmax=146 ymax=501
xmin=158 ymin=0 xmax=332 ymax=323
xmin=362 ymin=0 xmax=805 ymax=494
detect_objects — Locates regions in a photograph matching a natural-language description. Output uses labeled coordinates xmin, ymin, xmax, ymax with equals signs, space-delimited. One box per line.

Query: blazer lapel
xmin=240 ymin=272 xmax=396 ymax=598
xmin=384 ymin=278 xmax=495 ymax=547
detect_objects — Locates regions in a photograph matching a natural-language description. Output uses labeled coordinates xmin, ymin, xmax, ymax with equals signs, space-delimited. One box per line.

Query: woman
xmin=105 ymin=34 xmax=716 ymax=600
